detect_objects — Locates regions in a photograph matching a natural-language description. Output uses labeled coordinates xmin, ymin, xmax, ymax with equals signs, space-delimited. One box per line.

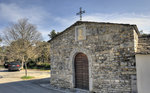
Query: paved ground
xmin=0 ymin=67 xmax=88 ymax=93
xmin=0 ymin=78 xmax=61 ymax=93
xmin=0 ymin=67 xmax=50 ymax=83
xmin=0 ymin=67 xmax=61 ymax=93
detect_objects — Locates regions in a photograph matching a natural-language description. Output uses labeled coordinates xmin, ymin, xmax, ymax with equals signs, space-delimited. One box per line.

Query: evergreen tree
xmin=48 ymin=30 xmax=59 ymax=39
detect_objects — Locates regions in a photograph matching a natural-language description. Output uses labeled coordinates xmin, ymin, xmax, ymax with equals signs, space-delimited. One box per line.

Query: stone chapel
xmin=49 ymin=21 xmax=150 ymax=93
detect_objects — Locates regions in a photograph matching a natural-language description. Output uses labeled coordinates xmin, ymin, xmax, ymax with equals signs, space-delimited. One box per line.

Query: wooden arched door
xmin=74 ymin=53 xmax=89 ymax=90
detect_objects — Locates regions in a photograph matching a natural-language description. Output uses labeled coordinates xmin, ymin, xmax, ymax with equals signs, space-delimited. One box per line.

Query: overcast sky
xmin=0 ymin=0 xmax=150 ymax=41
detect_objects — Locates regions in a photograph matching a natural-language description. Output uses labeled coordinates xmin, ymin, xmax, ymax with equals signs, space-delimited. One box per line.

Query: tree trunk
xmin=22 ymin=57 xmax=28 ymax=77
xmin=25 ymin=62 xmax=27 ymax=76
xmin=21 ymin=61 xmax=24 ymax=69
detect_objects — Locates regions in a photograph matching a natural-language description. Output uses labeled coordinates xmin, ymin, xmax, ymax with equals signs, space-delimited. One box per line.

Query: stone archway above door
xmin=70 ymin=48 xmax=93 ymax=91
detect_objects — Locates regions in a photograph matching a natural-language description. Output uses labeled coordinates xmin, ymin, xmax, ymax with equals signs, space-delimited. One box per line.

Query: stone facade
xmin=137 ymin=35 xmax=150 ymax=54
xmin=49 ymin=21 xmax=139 ymax=92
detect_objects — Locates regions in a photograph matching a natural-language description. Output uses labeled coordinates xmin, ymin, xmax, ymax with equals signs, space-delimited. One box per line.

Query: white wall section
xmin=136 ymin=54 xmax=150 ymax=93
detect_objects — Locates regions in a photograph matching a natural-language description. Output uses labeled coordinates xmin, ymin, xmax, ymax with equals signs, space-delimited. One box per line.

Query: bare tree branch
xmin=3 ymin=18 xmax=43 ymax=76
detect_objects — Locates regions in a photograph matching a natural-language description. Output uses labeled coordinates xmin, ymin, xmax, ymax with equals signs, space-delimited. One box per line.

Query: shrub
xmin=27 ymin=60 xmax=37 ymax=68
xmin=36 ymin=62 xmax=50 ymax=70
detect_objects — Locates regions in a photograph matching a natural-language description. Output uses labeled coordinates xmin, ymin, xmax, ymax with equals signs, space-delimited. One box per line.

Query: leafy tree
xmin=35 ymin=41 xmax=50 ymax=63
xmin=139 ymin=30 xmax=150 ymax=36
xmin=48 ymin=30 xmax=59 ymax=39
xmin=0 ymin=36 xmax=4 ymax=65
xmin=3 ymin=18 xmax=42 ymax=76
xmin=0 ymin=36 xmax=1 ymax=43
xmin=139 ymin=30 xmax=144 ymax=35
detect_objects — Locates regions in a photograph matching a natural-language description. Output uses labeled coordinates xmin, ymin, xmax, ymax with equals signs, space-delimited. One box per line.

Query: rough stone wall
xmin=50 ymin=22 xmax=137 ymax=92
xmin=137 ymin=35 xmax=150 ymax=54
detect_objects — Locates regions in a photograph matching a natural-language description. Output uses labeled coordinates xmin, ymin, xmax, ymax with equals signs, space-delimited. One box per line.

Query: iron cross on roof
xmin=76 ymin=7 xmax=85 ymax=21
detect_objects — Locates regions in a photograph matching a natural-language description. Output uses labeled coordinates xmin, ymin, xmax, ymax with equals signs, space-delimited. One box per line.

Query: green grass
xmin=0 ymin=65 xmax=4 ymax=68
xmin=21 ymin=76 xmax=34 ymax=79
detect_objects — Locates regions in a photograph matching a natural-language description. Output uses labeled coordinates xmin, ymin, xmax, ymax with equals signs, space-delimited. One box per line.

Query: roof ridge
xmin=76 ymin=21 xmax=136 ymax=26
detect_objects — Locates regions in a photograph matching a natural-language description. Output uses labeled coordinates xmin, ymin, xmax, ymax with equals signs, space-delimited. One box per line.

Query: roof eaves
xmin=48 ymin=21 xmax=139 ymax=42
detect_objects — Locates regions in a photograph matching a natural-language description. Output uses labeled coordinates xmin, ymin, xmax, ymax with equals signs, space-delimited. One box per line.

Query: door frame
xmin=70 ymin=48 xmax=93 ymax=91
xmin=74 ymin=52 xmax=89 ymax=90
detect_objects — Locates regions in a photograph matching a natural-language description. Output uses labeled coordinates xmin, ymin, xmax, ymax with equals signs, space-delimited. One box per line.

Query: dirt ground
xmin=0 ymin=67 xmax=50 ymax=84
